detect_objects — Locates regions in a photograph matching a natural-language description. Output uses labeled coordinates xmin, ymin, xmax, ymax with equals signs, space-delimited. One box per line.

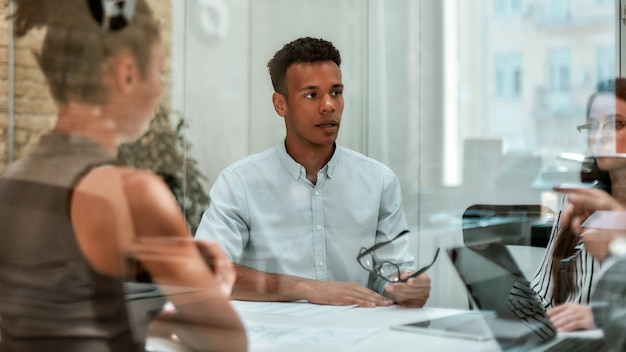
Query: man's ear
xmin=272 ymin=92 xmax=287 ymax=117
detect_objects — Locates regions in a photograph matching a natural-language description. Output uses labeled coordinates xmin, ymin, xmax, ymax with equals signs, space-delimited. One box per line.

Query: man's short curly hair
xmin=267 ymin=37 xmax=341 ymax=98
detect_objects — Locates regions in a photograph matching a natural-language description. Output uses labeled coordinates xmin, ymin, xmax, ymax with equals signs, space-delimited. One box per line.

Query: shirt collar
xmin=326 ymin=145 xmax=338 ymax=178
xmin=278 ymin=139 xmax=339 ymax=180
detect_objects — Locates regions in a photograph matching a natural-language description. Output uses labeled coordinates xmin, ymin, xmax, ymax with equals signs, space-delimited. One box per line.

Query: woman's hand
xmin=546 ymin=303 xmax=595 ymax=332
xmin=554 ymin=187 xmax=625 ymax=235
xmin=196 ymin=240 xmax=236 ymax=296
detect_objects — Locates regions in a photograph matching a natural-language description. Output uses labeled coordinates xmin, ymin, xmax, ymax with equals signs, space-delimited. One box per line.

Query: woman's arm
xmin=71 ymin=165 xmax=247 ymax=352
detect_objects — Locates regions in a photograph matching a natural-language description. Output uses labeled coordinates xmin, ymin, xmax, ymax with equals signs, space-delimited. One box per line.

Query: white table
xmin=146 ymin=302 xmax=500 ymax=351
xmin=232 ymin=302 xmax=502 ymax=352
xmin=147 ymin=300 xmax=606 ymax=352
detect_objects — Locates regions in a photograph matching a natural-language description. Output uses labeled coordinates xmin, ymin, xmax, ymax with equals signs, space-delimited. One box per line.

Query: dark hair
xmin=585 ymin=78 xmax=626 ymax=120
xmin=549 ymin=78 xmax=623 ymax=304
xmin=550 ymin=159 xmax=611 ymax=304
xmin=267 ymin=37 xmax=341 ymax=97
xmin=10 ymin=0 xmax=161 ymax=105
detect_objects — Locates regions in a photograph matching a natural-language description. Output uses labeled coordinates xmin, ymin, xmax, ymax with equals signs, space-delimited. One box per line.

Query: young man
xmin=195 ymin=37 xmax=430 ymax=307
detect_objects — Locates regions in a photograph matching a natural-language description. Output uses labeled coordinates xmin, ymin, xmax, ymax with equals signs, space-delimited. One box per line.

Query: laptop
xmin=447 ymin=242 xmax=608 ymax=351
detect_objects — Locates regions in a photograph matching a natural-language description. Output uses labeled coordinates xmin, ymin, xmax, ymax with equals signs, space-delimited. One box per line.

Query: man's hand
xmin=384 ymin=272 xmax=431 ymax=308
xmin=547 ymin=302 xmax=595 ymax=332
xmin=302 ymin=281 xmax=393 ymax=307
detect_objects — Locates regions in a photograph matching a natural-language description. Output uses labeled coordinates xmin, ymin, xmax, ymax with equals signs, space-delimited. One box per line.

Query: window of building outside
xmin=493 ymin=0 xmax=523 ymax=16
xmin=547 ymin=48 xmax=573 ymax=111
xmin=494 ymin=52 xmax=524 ymax=98
xmin=596 ymin=45 xmax=616 ymax=83
xmin=433 ymin=0 xmax=615 ymax=306
xmin=548 ymin=48 xmax=572 ymax=93
xmin=0 ymin=0 xmax=619 ymax=312
xmin=549 ymin=0 xmax=571 ymax=20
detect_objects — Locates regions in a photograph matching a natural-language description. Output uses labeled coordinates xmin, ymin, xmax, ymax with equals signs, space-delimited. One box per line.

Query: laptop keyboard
xmin=543 ymin=337 xmax=608 ymax=352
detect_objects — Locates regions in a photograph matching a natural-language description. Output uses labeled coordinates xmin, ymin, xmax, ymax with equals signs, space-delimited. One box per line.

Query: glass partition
xmin=172 ymin=0 xmax=617 ymax=308
xmin=1 ymin=0 xmax=619 ymax=312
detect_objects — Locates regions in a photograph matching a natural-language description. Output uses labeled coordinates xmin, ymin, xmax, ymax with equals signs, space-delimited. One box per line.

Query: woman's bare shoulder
xmin=77 ymin=165 xmax=169 ymax=200
xmin=75 ymin=165 xmax=186 ymax=236
xmin=72 ymin=165 xmax=189 ymax=274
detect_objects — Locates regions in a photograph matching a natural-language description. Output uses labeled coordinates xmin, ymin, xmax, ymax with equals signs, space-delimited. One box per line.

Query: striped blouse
xmin=530 ymin=210 xmax=601 ymax=309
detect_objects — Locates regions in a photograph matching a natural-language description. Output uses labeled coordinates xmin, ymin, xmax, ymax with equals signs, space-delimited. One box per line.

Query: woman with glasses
xmin=0 ymin=1 xmax=246 ymax=351
xmin=531 ymin=78 xmax=626 ymax=333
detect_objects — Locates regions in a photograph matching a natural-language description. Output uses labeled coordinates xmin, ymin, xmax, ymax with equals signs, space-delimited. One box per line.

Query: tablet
xmin=390 ymin=312 xmax=494 ymax=341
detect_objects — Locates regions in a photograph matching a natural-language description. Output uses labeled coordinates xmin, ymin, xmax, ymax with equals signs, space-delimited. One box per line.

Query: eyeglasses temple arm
xmin=403 ymin=248 xmax=440 ymax=281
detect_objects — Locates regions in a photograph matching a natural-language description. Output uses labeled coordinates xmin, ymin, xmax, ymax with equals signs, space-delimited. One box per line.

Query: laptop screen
xmin=448 ymin=242 xmax=557 ymax=350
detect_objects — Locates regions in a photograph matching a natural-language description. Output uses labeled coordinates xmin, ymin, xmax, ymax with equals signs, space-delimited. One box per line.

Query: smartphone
xmin=390 ymin=313 xmax=493 ymax=341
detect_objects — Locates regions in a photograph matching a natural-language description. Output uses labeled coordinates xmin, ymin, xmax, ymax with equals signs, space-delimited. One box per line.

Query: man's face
xmin=280 ymin=61 xmax=344 ymax=149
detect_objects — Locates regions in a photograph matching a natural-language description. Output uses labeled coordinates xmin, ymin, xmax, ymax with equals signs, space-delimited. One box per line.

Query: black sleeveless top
xmin=0 ymin=134 xmax=146 ymax=352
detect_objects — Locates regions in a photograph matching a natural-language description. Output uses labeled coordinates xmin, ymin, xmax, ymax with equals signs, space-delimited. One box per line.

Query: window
xmin=493 ymin=0 xmax=522 ymax=16
xmin=549 ymin=0 xmax=571 ymax=21
xmin=548 ymin=48 xmax=571 ymax=92
xmin=596 ymin=45 xmax=616 ymax=84
xmin=494 ymin=53 xmax=523 ymax=98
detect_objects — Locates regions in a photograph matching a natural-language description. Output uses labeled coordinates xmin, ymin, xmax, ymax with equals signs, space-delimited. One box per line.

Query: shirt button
xmin=319 ymin=261 xmax=324 ymax=267
xmin=315 ymin=191 xmax=320 ymax=196
xmin=316 ymin=225 xmax=322 ymax=230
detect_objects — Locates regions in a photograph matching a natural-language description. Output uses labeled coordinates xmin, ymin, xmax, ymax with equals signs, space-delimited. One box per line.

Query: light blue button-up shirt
xmin=195 ymin=141 xmax=415 ymax=294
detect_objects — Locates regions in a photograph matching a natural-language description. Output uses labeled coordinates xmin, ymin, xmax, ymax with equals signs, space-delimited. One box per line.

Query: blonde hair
xmin=11 ymin=0 xmax=161 ymax=104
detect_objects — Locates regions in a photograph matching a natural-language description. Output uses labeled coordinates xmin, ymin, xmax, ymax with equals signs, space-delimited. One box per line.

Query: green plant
xmin=118 ymin=105 xmax=209 ymax=234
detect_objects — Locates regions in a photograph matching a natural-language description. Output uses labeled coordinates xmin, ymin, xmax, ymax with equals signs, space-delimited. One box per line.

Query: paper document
xmin=232 ymin=300 xmax=356 ymax=318
xmin=581 ymin=211 xmax=626 ymax=230
xmin=245 ymin=322 xmax=379 ymax=347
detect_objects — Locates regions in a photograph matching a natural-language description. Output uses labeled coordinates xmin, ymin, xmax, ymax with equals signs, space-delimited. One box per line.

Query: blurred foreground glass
xmin=357 ymin=230 xmax=440 ymax=283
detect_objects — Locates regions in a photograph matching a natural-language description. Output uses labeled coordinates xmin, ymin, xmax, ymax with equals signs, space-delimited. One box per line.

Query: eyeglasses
xmin=577 ymin=120 xmax=626 ymax=133
xmin=87 ymin=0 xmax=136 ymax=31
xmin=357 ymin=230 xmax=440 ymax=283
